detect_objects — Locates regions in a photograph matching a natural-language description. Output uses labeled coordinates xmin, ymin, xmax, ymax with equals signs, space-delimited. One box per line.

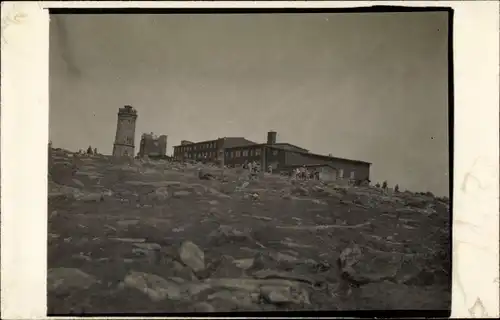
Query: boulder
xmin=123 ymin=271 xmax=182 ymax=302
xmin=260 ymin=285 xmax=310 ymax=306
xmin=179 ymin=241 xmax=205 ymax=272
xmin=48 ymin=267 xmax=99 ymax=295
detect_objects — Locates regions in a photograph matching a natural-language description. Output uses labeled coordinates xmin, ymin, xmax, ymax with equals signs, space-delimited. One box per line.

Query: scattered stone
xmin=291 ymin=186 xmax=309 ymax=196
xmin=110 ymin=237 xmax=146 ymax=243
xmin=208 ymin=187 xmax=231 ymax=198
xmin=203 ymin=278 xmax=300 ymax=292
xmin=72 ymin=178 xmax=84 ymax=188
xmin=252 ymin=269 xmax=321 ymax=287
xmin=280 ymin=239 xmax=314 ymax=249
xmin=173 ymin=190 xmax=191 ymax=198
xmin=149 ymin=187 xmax=169 ymax=201
xmin=133 ymin=242 xmax=161 ymax=251
xmin=208 ymin=255 xmax=247 ymax=278
xmin=77 ymin=192 xmax=104 ymax=202
xmin=47 ymin=268 xmax=99 ymax=295
xmin=116 ymin=219 xmax=139 ymax=227
xmin=269 ymin=252 xmax=299 ymax=263
xmin=311 ymin=199 xmax=327 ymax=205
xmin=123 ymin=271 xmax=182 ymax=302
xmin=172 ymin=227 xmax=185 ymax=233
xmin=168 ymin=259 xmax=198 ymax=281
xmin=242 ymin=214 xmax=272 ymax=221
xmin=232 ymin=258 xmax=255 ymax=270
xmin=179 ymin=241 xmax=205 ymax=272
xmin=338 ymin=245 xmax=399 ymax=288
xmin=72 ymin=252 xmax=92 ymax=262
xmin=208 ymin=225 xmax=252 ymax=246
xmin=207 ymin=289 xmax=258 ymax=307
xmin=190 ymin=302 xmax=215 ymax=312
xmin=260 ymin=285 xmax=310 ymax=305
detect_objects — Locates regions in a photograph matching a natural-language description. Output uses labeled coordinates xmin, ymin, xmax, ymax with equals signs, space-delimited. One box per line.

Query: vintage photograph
xmin=47 ymin=8 xmax=451 ymax=315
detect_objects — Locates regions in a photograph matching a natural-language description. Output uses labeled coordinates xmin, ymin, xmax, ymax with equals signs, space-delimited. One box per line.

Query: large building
xmin=173 ymin=130 xmax=371 ymax=182
xmin=138 ymin=133 xmax=167 ymax=158
xmin=113 ymin=105 xmax=137 ymax=158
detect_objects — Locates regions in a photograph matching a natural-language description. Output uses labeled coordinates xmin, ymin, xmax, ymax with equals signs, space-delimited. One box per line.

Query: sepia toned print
xmin=47 ymin=8 xmax=451 ymax=316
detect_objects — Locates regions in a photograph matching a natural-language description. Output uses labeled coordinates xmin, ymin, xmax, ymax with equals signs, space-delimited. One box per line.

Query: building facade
xmin=113 ymin=105 xmax=137 ymax=158
xmin=173 ymin=131 xmax=371 ymax=182
xmin=138 ymin=133 xmax=167 ymax=158
xmin=173 ymin=137 xmax=256 ymax=164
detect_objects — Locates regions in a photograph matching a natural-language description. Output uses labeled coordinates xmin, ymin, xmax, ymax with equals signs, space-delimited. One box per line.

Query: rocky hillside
xmin=47 ymin=148 xmax=451 ymax=314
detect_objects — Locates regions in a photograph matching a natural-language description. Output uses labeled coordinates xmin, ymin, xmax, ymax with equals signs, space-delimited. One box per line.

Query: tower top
xmin=118 ymin=105 xmax=138 ymax=116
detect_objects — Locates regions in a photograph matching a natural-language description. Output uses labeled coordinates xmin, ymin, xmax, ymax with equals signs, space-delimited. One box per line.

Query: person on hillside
xmin=294 ymin=167 xmax=300 ymax=180
xmin=382 ymin=180 xmax=388 ymax=195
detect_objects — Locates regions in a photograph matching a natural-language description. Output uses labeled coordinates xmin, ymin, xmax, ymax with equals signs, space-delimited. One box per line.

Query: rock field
xmin=47 ymin=148 xmax=451 ymax=314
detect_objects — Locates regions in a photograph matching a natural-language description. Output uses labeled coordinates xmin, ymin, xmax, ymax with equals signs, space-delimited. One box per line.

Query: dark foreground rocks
xmin=47 ymin=149 xmax=451 ymax=314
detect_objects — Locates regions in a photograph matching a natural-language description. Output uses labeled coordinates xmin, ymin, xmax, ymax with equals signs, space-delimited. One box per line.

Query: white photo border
xmin=1 ymin=1 xmax=499 ymax=319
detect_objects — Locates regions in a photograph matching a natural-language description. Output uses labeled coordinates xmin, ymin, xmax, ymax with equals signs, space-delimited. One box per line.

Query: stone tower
xmin=113 ymin=105 xmax=138 ymax=158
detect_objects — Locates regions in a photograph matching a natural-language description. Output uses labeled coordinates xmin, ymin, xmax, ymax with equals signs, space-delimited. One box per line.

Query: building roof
xmin=173 ymin=137 xmax=257 ymax=149
xmin=222 ymin=137 xmax=258 ymax=148
xmin=271 ymin=142 xmax=309 ymax=152
xmin=266 ymin=145 xmax=372 ymax=165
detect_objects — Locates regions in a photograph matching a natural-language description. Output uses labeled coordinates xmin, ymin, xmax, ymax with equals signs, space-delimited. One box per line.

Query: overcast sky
xmin=49 ymin=11 xmax=449 ymax=196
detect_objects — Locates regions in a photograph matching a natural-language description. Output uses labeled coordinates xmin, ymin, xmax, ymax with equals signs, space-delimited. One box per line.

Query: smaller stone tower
xmin=113 ymin=105 xmax=138 ymax=158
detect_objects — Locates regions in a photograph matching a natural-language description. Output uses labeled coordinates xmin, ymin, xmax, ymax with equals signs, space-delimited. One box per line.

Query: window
xmin=255 ymin=149 xmax=261 ymax=156
xmin=225 ymin=152 xmax=229 ymax=158
xmin=350 ymin=171 xmax=355 ymax=179
xmin=250 ymin=149 xmax=254 ymax=156
xmin=184 ymin=153 xmax=188 ymax=158
xmin=235 ymin=150 xmax=241 ymax=157
xmin=339 ymin=169 xmax=344 ymax=179
xmin=242 ymin=150 xmax=248 ymax=157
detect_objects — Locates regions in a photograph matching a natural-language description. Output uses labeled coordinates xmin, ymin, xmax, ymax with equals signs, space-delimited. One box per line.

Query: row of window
xmin=183 ymin=151 xmax=215 ymax=159
xmin=225 ymin=148 xmax=261 ymax=159
xmin=177 ymin=141 xmax=217 ymax=153
xmin=178 ymin=148 xmax=263 ymax=160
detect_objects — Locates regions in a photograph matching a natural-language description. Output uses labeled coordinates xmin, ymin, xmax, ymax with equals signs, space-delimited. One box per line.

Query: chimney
xmin=267 ymin=131 xmax=277 ymax=145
